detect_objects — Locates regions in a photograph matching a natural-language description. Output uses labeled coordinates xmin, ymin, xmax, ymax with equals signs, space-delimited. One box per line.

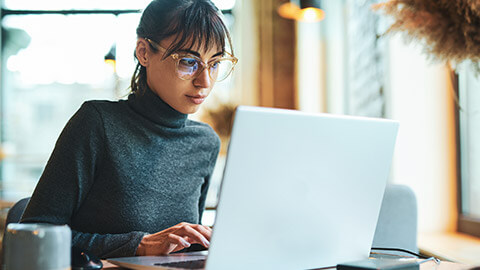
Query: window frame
xmin=456 ymin=68 xmax=480 ymax=238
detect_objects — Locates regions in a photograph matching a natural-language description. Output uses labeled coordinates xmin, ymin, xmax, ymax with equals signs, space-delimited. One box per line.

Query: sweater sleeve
xmin=20 ymin=102 xmax=146 ymax=258
xmin=71 ymin=229 xmax=147 ymax=258
xmin=198 ymin=136 xmax=221 ymax=224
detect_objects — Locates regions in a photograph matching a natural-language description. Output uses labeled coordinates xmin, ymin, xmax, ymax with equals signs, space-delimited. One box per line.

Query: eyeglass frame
xmin=144 ymin=38 xmax=238 ymax=82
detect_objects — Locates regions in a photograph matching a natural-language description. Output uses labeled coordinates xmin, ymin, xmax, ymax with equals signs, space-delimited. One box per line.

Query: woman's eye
xmin=210 ymin=61 xmax=220 ymax=69
xmin=179 ymin=58 xmax=198 ymax=67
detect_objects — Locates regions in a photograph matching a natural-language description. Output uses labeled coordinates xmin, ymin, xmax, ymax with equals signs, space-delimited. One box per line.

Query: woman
xmin=20 ymin=0 xmax=237 ymax=258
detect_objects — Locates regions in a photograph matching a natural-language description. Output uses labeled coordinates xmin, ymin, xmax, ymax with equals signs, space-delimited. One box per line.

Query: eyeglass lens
xmin=177 ymin=56 xmax=234 ymax=81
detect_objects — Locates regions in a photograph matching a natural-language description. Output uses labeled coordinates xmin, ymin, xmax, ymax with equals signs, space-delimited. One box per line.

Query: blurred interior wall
xmin=324 ymin=0 xmax=346 ymax=115
xmin=232 ymin=0 xmax=259 ymax=106
xmin=387 ymin=36 xmax=458 ymax=233
xmin=344 ymin=0 xmax=387 ymax=118
xmin=296 ymin=20 xmax=326 ymax=112
xmin=233 ymin=0 xmax=296 ymax=109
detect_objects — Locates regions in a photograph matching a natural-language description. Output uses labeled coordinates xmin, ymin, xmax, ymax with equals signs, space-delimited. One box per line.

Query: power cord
xmin=371 ymin=247 xmax=440 ymax=264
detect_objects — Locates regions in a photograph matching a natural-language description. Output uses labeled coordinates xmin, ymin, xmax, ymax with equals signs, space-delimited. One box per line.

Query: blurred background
xmin=0 ymin=0 xmax=479 ymax=264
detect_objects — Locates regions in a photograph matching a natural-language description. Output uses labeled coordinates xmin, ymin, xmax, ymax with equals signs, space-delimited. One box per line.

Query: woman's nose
xmin=193 ymin=68 xmax=212 ymax=88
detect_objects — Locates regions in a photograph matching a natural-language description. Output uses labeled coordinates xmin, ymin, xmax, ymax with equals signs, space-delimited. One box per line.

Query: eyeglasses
xmin=145 ymin=38 xmax=238 ymax=82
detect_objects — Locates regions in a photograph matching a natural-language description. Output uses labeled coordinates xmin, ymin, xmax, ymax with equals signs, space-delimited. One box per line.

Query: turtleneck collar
xmin=127 ymin=87 xmax=188 ymax=128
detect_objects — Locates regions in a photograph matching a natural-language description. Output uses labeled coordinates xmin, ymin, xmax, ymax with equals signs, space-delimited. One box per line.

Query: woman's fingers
xmin=187 ymin=224 xmax=212 ymax=245
xmin=194 ymin=224 xmax=213 ymax=237
xmin=137 ymin=222 xmax=213 ymax=256
xmin=178 ymin=224 xmax=210 ymax=248
xmin=168 ymin=233 xmax=192 ymax=248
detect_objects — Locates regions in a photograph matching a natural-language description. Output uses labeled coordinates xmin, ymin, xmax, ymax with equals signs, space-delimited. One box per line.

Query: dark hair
xmin=130 ymin=0 xmax=234 ymax=95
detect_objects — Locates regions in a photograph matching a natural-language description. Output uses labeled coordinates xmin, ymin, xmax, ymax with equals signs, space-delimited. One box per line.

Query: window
xmin=1 ymin=12 xmax=140 ymax=200
xmin=458 ymin=65 xmax=480 ymax=237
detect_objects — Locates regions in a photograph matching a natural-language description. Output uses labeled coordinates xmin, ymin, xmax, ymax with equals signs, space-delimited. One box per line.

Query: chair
xmin=5 ymin=197 xmax=30 ymax=226
xmin=372 ymin=184 xmax=418 ymax=253
xmin=1 ymin=197 xmax=30 ymax=264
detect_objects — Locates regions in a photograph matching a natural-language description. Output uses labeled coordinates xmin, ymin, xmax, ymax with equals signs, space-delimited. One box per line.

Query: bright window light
xmin=2 ymin=13 xmax=140 ymax=85
xmin=211 ymin=0 xmax=236 ymax=10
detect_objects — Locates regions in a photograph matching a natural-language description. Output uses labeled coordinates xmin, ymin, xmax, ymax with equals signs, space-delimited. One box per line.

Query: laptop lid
xmin=205 ymin=106 xmax=399 ymax=270
xmin=108 ymin=106 xmax=399 ymax=270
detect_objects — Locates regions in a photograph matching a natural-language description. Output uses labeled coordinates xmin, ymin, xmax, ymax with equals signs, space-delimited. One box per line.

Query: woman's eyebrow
xmin=177 ymin=49 xmax=200 ymax=56
xmin=211 ymin=52 xmax=224 ymax=58
xmin=177 ymin=49 xmax=224 ymax=58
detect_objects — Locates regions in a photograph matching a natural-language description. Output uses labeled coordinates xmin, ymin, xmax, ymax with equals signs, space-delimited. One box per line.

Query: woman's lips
xmin=186 ymin=95 xmax=207 ymax=105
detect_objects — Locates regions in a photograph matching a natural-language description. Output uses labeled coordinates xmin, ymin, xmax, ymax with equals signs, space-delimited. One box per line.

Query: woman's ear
xmin=136 ymin=39 xmax=149 ymax=67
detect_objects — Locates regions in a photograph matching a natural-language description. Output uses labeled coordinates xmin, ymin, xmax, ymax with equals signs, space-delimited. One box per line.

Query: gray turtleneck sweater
xmin=21 ymin=88 xmax=221 ymax=258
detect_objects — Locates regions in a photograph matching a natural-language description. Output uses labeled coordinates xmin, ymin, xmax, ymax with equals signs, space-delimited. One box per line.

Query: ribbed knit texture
xmin=21 ymin=88 xmax=220 ymax=258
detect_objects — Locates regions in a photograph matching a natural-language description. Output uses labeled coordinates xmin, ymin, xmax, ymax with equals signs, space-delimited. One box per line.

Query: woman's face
xmin=136 ymin=35 xmax=222 ymax=114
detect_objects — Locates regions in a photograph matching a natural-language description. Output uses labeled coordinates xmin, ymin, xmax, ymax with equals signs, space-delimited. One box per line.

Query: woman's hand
xmin=136 ymin=222 xmax=212 ymax=256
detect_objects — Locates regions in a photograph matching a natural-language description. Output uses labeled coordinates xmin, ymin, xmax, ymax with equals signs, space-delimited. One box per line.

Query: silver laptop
xmin=108 ymin=106 xmax=399 ymax=270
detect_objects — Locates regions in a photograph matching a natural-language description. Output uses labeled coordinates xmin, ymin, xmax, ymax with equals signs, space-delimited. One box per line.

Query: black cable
xmin=372 ymin=247 xmax=426 ymax=258
xmin=371 ymin=247 xmax=440 ymax=263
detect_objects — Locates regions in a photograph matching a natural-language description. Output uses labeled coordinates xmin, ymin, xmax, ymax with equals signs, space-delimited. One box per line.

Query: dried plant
xmin=373 ymin=0 xmax=480 ymax=70
xmin=203 ymin=103 xmax=237 ymax=138
xmin=201 ymin=103 xmax=237 ymax=155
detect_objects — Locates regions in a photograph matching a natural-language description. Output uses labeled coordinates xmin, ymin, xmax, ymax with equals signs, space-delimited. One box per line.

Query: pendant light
xmin=104 ymin=44 xmax=117 ymax=73
xmin=278 ymin=0 xmax=325 ymax=22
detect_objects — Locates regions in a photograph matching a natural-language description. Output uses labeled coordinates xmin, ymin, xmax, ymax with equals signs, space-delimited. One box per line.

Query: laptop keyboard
xmin=154 ymin=259 xmax=206 ymax=269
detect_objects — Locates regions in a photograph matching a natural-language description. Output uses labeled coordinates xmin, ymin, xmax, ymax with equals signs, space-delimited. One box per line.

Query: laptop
xmin=108 ymin=106 xmax=399 ymax=270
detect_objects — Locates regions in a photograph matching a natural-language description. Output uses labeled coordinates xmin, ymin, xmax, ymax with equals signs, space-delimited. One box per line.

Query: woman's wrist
xmin=136 ymin=234 xmax=149 ymax=256
xmin=136 ymin=241 xmax=146 ymax=256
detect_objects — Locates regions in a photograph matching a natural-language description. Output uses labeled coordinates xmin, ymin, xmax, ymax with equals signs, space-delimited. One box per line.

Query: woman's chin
xmin=177 ymin=104 xmax=201 ymax=115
